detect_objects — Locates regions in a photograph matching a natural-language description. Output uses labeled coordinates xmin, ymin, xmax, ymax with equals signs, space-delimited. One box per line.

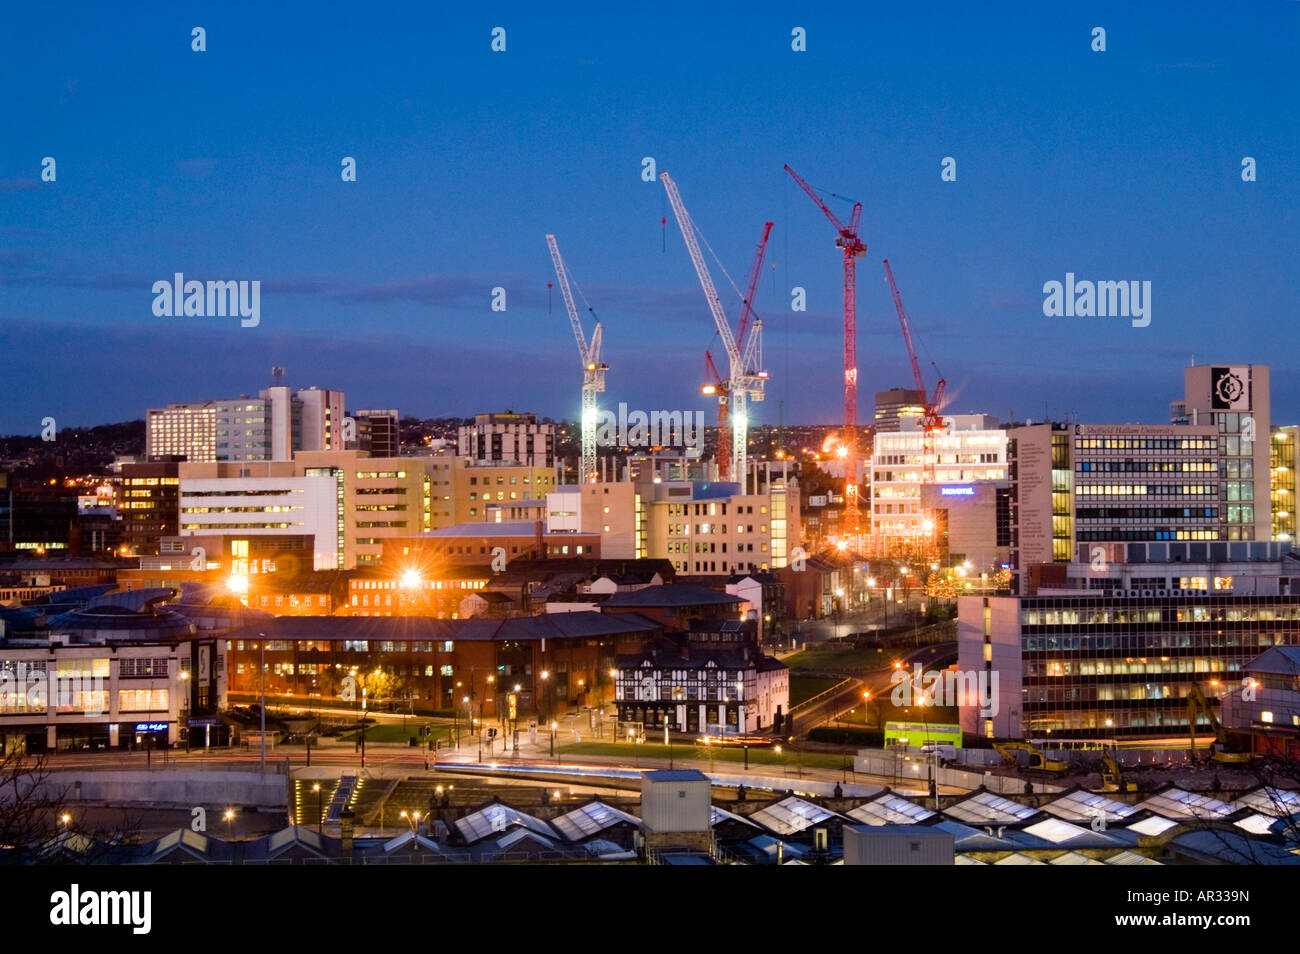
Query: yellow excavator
xmin=1186 ymin=685 xmax=1253 ymax=764
xmin=1100 ymin=749 xmax=1137 ymax=793
xmin=994 ymin=740 xmax=1068 ymax=774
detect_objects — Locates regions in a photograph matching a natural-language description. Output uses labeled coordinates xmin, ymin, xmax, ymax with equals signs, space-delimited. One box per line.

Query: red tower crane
xmin=883 ymin=259 xmax=947 ymax=484
xmin=784 ymin=164 xmax=866 ymax=540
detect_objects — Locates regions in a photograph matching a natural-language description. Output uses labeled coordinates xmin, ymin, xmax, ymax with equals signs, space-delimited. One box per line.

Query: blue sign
xmin=135 ymin=722 xmax=167 ymax=732
xmin=940 ymin=486 xmax=975 ymax=496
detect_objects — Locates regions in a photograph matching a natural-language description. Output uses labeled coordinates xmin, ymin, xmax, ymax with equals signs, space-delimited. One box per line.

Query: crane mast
xmin=546 ymin=234 xmax=607 ymax=483
xmin=784 ymin=164 xmax=866 ymax=542
xmin=661 ymin=172 xmax=767 ymax=486
xmin=883 ymin=259 xmax=946 ymax=485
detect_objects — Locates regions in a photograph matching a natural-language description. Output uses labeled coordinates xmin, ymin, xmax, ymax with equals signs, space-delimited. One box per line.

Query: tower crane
xmin=546 ymin=234 xmax=608 ymax=483
xmin=702 ymin=351 xmax=731 ymax=479
xmin=784 ymin=163 xmax=866 ymax=540
xmin=699 ymin=221 xmax=772 ymax=481
xmin=660 ymin=172 xmax=769 ymax=485
xmin=883 ymin=259 xmax=947 ymax=484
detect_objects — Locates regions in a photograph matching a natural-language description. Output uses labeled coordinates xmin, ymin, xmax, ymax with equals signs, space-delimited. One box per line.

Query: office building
xmin=957 ymin=541 xmax=1300 ymax=739
xmin=147 ymin=384 xmax=346 ymax=462
xmin=458 ymin=412 xmax=556 ymax=468
xmin=547 ymin=482 xmax=641 ymax=559
xmin=352 ymin=409 xmax=401 ymax=458
xmin=0 ymin=589 xmax=227 ymax=754
xmin=116 ymin=462 xmax=181 ymax=555
xmin=451 ymin=460 xmax=558 ymax=524
xmin=870 ymin=414 xmax=1006 ymax=549
xmin=640 ymin=465 xmax=799 ymax=576
xmin=874 ymin=388 xmax=926 ymax=433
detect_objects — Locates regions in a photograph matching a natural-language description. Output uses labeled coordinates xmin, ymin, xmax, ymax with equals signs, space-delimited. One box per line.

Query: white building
xmin=871 ymin=414 xmax=1007 ymax=545
xmin=147 ymin=385 xmax=347 ymax=463
xmin=178 ymin=474 xmax=340 ymax=570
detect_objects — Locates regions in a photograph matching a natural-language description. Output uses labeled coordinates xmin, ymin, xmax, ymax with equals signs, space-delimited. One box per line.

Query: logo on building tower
xmin=1211 ymin=367 xmax=1249 ymax=410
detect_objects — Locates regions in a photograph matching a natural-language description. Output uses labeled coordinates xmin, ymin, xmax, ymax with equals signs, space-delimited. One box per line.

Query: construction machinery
xmin=1187 ymin=685 xmax=1254 ymax=764
xmin=702 ymin=351 xmax=731 ymax=479
xmin=660 ymin=172 xmax=769 ymax=485
xmin=1100 ymin=749 xmax=1137 ymax=793
xmin=784 ymin=164 xmax=866 ymax=540
xmin=883 ymin=259 xmax=947 ymax=485
xmin=546 ymin=234 xmax=608 ymax=484
xmin=994 ymin=740 xmax=1068 ymax=774
xmin=698 ymin=222 xmax=772 ymax=481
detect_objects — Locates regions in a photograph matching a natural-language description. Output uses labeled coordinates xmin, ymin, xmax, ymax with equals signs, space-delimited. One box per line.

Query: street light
xmin=224 ymin=808 xmax=235 ymax=840
xmin=257 ymin=631 xmax=267 ymax=773
xmin=399 ymin=810 xmax=422 ymax=849
xmin=312 ymin=782 xmax=322 ymax=834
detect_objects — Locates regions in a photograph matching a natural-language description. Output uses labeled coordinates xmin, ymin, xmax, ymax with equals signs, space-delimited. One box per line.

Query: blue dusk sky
xmin=1 ymin=1 xmax=1297 ymax=435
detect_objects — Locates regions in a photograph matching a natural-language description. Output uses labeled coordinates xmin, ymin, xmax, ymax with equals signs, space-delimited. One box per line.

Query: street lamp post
xmin=312 ymin=782 xmax=322 ymax=834
xmin=258 ymin=631 xmax=266 ymax=773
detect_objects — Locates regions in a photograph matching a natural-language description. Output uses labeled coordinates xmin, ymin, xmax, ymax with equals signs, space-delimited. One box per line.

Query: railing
xmin=789 ymin=679 xmax=852 ymax=714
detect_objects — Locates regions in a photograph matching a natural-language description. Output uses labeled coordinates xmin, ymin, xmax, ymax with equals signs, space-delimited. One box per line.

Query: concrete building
xmin=957 ymin=542 xmax=1300 ymax=739
xmin=177 ymin=452 xmax=443 ymax=570
xmin=458 ymin=412 xmax=556 ymax=469
xmin=1180 ymin=364 xmax=1271 ymax=542
xmin=918 ymin=481 xmax=1011 ymax=576
xmin=147 ymin=385 xmax=346 ymax=463
xmin=1007 ymin=422 xmax=1220 ymax=594
xmin=873 ymin=388 xmax=926 ymax=433
xmin=178 ymin=470 xmax=339 ymax=571
xmin=350 ymin=409 xmax=400 ymax=458
xmin=383 ymin=522 xmax=600 ymax=571
xmin=452 ymin=460 xmax=558 ymax=524
xmin=870 ymin=414 xmax=1006 ymax=551
xmin=640 ymin=467 xmax=799 ymax=577
xmin=116 ymin=462 xmax=181 ymax=555
xmin=0 ymin=589 xmax=227 ymax=754
xmin=547 ymin=482 xmax=641 ymax=559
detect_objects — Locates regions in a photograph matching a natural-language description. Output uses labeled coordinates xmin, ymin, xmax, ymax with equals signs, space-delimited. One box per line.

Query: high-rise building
xmin=1007 ymin=364 xmax=1274 ymax=593
xmin=458 ymin=412 xmax=556 ymax=468
xmin=873 ymin=388 xmax=926 ymax=433
xmin=147 ymin=385 xmax=347 ymax=462
xmin=352 ymin=409 xmax=401 ymax=458
xmin=869 ymin=414 xmax=1006 ymax=549
xmin=1180 ymin=364 xmax=1271 ymax=542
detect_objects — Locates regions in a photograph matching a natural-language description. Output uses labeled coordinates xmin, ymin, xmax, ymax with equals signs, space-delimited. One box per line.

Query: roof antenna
xmin=272 ymin=366 xmax=286 ymax=386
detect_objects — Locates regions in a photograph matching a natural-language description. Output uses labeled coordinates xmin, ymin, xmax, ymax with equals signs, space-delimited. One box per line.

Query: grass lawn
xmin=559 ymin=740 xmax=853 ymax=772
xmin=789 ymin=675 xmax=845 ymax=707
xmin=783 ymin=646 xmax=896 ymax=673
xmin=336 ymin=723 xmax=449 ymax=744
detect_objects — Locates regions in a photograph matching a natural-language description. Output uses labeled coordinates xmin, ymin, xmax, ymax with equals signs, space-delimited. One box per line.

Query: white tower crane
xmin=659 ymin=172 xmax=767 ymax=486
xmin=546 ymin=234 xmax=607 ymax=483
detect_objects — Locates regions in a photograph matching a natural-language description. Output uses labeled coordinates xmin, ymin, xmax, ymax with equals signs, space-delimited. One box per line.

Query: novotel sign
xmin=940 ymin=486 xmax=975 ymax=497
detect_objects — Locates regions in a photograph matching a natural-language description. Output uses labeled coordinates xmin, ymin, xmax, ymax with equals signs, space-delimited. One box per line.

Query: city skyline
xmin=2 ymin=3 xmax=1297 ymax=435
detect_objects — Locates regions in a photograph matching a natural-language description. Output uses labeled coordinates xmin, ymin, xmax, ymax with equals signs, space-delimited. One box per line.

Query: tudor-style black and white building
xmin=614 ymin=620 xmax=788 ymax=735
